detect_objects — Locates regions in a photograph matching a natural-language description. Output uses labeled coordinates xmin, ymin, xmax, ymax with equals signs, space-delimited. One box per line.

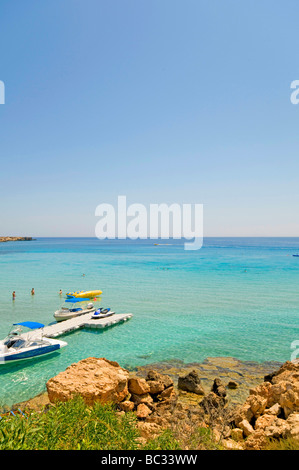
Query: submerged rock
xmin=136 ymin=356 xmax=282 ymax=406
xmin=178 ymin=370 xmax=205 ymax=395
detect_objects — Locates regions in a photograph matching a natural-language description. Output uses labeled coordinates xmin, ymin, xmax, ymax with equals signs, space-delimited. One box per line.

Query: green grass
xmin=142 ymin=429 xmax=181 ymax=450
xmin=265 ymin=437 xmax=299 ymax=451
xmin=0 ymin=397 xmax=139 ymax=450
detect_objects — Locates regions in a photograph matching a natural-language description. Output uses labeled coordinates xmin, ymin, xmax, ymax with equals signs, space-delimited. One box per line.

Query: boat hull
xmin=0 ymin=340 xmax=67 ymax=364
xmin=91 ymin=311 xmax=115 ymax=319
xmin=54 ymin=307 xmax=96 ymax=322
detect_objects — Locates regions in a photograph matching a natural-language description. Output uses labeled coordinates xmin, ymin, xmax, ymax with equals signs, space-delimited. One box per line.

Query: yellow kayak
xmin=66 ymin=290 xmax=102 ymax=299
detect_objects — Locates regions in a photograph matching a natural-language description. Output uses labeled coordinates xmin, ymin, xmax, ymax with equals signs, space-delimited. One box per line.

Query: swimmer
xmin=12 ymin=291 xmax=16 ymax=300
xmin=59 ymin=289 xmax=62 ymax=295
xmin=31 ymin=288 xmax=35 ymax=295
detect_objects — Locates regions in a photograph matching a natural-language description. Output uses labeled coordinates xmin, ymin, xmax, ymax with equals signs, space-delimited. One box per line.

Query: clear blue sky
xmin=0 ymin=0 xmax=299 ymax=237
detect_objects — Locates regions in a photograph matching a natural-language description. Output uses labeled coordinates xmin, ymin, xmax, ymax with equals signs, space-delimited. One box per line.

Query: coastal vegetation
xmin=1 ymin=396 xmax=298 ymax=450
xmin=0 ymin=397 xmax=181 ymax=450
xmin=0 ymin=396 xmax=227 ymax=450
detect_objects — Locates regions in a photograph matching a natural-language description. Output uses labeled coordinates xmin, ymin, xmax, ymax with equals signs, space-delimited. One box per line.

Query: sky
xmin=0 ymin=0 xmax=299 ymax=237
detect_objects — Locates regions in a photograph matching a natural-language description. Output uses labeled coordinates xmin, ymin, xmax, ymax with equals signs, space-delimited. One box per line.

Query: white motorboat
xmin=54 ymin=299 xmax=96 ymax=322
xmin=91 ymin=307 xmax=115 ymax=319
xmin=0 ymin=322 xmax=67 ymax=364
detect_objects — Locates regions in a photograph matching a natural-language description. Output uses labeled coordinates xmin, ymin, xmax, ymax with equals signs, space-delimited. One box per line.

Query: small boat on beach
xmin=54 ymin=299 xmax=96 ymax=322
xmin=66 ymin=290 xmax=102 ymax=299
xmin=0 ymin=322 xmax=67 ymax=364
xmin=91 ymin=307 xmax=115 ymax=319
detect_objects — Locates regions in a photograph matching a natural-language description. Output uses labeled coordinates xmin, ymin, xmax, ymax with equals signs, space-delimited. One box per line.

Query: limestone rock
xmin=234 ymin=403 xmax=254 ymax=427
xmin=255 ymin=413 xmax=276 ymax=430
xmin=230 ymin=428 xmax=243 ymax=442
xmin=263 ymin=417 xmax=289 ymax=439
xmin=266 ymin=403 xmax=282 ymax=416
xmin=244 ymin=430 xmax=268 ymax=450
xmin=128 ymin=377 xmax=150 ymax=395
xmin=136 ymin=403 xmax=152 ymax=419
xmin=222 ymin=438 xmax=243 ymax=450
xmin=239 ymin=419 xmax=254 ymax=437
xmin=119 ymin=400 xmax=135 ymax=412
xmin=160 ymin=385 xmax=175 ymax=399
xmin=146 ymin=370 xmax=173 ymax=394
xmin=146 ymin=380 xmax=165 ymax=395
xmin=200 ymin=392 xmax=226 ymax=412
xmin=284 ymin=412 xmax=299 ymax=439
xmin=130 ymin=392 xmax=154 ymax=407
xmin=264 ymin=360 xmax=299 ymax=384
xmin=265 ymin=364 xmax=299 ymax=418
xmin=137 ymin=422 xmax=162 ymax=440
xmin=247 ymin=394 xmax=268 ymax=417
xmin=46 ymin=357 xmax=129 ymax=405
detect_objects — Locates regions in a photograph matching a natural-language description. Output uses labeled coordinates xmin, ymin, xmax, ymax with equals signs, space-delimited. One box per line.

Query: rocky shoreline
xmin=135 ymin=356 xmax=283 ymax=406
xmin=0 ymin=236 xmax=34 ymax=243
xmin=13 ymin=355 xmax=299 ymax=450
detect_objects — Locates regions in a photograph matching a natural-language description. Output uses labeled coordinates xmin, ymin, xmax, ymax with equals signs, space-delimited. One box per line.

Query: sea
xmin=0 ymin=237 xmax=299 ymax=409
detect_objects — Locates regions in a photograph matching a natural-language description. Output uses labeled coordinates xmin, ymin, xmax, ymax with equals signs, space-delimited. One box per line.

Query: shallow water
xmin=0 ymin=237 xmax=299 ymax=408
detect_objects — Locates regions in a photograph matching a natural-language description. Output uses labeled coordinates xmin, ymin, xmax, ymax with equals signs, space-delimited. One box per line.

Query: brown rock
xmin=284 ymin=412 xmax=299 ymax=439
xmin=119 ymin=400 xmax=135 ymax=412
xmin=279 ymin=386 xmax=299 ymax=418
xmin=227 ymin=381 xmax=238 ymax=389
xmin=137 ymin=422 xmax=162 ymax=440
xmin=249 ymin=381 xmax=272 ymax=399
xmin=264 ymin=360 xmax=299 ymax=384
xmin=239 ymin=419 xmax=254 ymax=437
xmin=255 ymin=413 xmax=276 ymax=430
xmin=247 ymin=394 xmax=268 ymax=417
xmin=212 ymin=378 xmax=227 ymax=397
xmin=200 ymin=392 xmax=226 ymax=412
xmin=263 ymin=417 xmax=289 ymax=439
xmin=234 ymin=403 xmax=254 ymax=427
xmin=160 ymin=386 xmax=175 ymax=399
xmin=136 ymin=403 xmax=152 ymax=419
xmin=147 ymin=380 xmax=165 ymax=395
xmin=244 ymin=430 xmax=268 ymax=450
xmin=178 ymin=370 xmax=205 ymax=395
xmin=266 ymin=403 xmax=282 ymax=416
xmin=265 ymin=367 xmax=299 ymax=417
xmin=222 ymin=438 xmax=243 ymax=450
xmin=130 ymin=392 xmax=153 ymax=407
xmin=46 ymin=357 xmax=129 ymax=405
xmin=230 ymin=428 xmax=243 ymax=442
xmin=128 ymin=377 xmax=150 ymax=395
xmin=146 ymin=370 xmax=173 ymax=393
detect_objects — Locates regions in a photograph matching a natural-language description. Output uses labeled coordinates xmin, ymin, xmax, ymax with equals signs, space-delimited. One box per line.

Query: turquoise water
xmin=0 ymin=237 xmax=299 ymax=408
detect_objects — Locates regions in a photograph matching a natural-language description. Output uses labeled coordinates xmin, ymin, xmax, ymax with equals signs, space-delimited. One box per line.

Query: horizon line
xmin=6 ymin=236 xmax=299 ymax=239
